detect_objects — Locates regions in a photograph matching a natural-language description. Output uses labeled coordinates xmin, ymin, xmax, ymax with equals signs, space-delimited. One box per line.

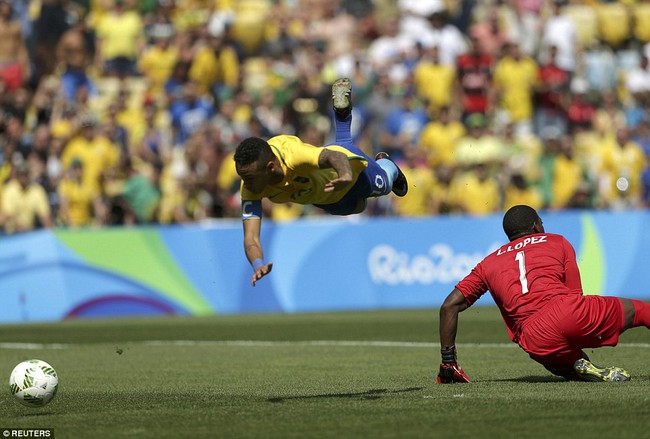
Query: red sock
xmin=631 ymin=300 xmax=650 ymax=328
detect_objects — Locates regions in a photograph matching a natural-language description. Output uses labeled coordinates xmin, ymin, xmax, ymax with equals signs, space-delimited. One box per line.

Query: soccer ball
xmin=8 ymin=359 xmax=59 ymax=407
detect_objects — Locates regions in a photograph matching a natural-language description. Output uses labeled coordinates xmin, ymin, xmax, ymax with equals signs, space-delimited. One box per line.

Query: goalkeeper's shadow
xmin=267 ymin=386 xmax=425 ymax=403
xmin=485 ymin=375 xmax=567 ymax=383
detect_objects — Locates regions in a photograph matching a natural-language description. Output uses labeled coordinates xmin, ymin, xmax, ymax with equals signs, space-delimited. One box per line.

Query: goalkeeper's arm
xmin=437 ymin=288 xmax=471 ymax=384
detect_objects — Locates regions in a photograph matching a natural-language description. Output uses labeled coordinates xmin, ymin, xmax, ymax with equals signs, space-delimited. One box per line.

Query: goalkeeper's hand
xmin=436 ymin=345 xmax=471 ymax=384
xmin=436 ymin=362 xmax=471 ymax=384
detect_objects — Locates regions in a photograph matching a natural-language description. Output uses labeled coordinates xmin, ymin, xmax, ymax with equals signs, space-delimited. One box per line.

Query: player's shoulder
xmin=488 ymin=232 xmax=567 ymax=259
xmin=524 ymin=233 xmax=576 ymax=254
xmin=268 ymin=135 xmax=301 ymax=148
xmin=268 ymin=135 xmax=322 ymax=167
xmin=543 ymin=232 xmax=571 ymax=244
xmin=268 ymin=135 xmax=314 ymax=155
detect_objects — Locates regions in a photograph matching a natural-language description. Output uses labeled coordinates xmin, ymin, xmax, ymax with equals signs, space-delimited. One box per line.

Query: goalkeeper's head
xmin=502 ymin=205 xmax=545 ymax=241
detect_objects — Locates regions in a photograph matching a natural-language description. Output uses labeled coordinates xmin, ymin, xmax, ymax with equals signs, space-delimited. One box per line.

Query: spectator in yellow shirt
xmin=413 ymin=45 xmax=456 ymax=115
xmin=454 ymin=113 xmax=506 ymax=171
xmin=600 ymin=127 xmax=646 ymax=208
xmin=189 ymin=30 xmax=240 ymax=97
xmin=503 ymin=173 xmax=543 ymax=211
xmin=61 ymin=116 xmax=120 ymax=194
xmin=138 ymin=24 xmax=179 ymax=100
xmin=454 ymin=163 xmax=501 ymax=215
xmin=633 ymin=1 xmax=650 ymax=44
xmin=493 ymin=41 xmax=539 ymax=135
xmin=95 ymin=0 xmax=144 ymax=77
xmin=162 ymin=170 xmax=212 ymax=224
xmin=596 ymin=2 xmax=631 ymax=49
xmin=418 ymin=106 xmax=466 ymax=168
xmin=58 ymin=159 xmax=106 ymax=228
xmin=1 ymin=162 xmax=52 ymax=234
xmin=392 ymin=150 xmax=437 ymax=217
xmin=430 ymin=165 xmax=463 ymax=215
xmin=550 ymin=139 xmax=586 ymax=209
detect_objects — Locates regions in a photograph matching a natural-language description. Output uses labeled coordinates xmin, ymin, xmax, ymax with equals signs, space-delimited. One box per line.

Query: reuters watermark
xmin=1 ymin=429 xmax=53 ymax=438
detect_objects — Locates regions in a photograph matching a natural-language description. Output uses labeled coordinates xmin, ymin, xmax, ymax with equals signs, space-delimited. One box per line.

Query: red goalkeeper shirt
xmin=456 ymin=233 xmax=583 ymax=342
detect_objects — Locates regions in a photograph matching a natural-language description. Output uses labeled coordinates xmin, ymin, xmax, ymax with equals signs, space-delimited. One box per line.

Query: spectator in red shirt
xmin=455 ymin=35 xmax=493 ymax=124
xmin=566 ymin=78 xmax=596 ymax=134
xmin=535 ymin=44 xmax=570 ymax=136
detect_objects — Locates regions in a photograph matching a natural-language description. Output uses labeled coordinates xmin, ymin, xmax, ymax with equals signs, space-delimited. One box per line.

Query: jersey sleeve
xmin=561 ymin=236 xmax=583 ymax=292
xmin=455 ymin=262 xmax=489 ymax=306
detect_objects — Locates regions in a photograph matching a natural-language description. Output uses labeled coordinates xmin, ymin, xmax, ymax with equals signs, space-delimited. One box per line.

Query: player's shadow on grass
xmin=267 ymin=387 xmax=425 ymax=403
xmin=487 ymin=375 xmax=567 ymax=383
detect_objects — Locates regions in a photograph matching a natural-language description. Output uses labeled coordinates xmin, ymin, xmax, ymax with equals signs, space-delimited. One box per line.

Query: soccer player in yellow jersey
xmin=235 ymin=78 xmax=408 ymax=286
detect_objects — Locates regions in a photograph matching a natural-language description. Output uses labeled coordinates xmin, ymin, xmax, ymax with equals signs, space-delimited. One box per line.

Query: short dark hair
xmin=234 ymin=137 xmax=272 ymax=167
xmin=503 ymin=205 xmax=539 ymax=240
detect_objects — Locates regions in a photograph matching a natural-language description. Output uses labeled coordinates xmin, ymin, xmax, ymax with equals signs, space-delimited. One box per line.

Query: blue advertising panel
xmin=0 ymin=210 xmax=648 ymax=323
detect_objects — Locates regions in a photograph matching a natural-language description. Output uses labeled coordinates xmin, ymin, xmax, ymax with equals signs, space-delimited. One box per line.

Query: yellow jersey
xmin=240 ymin=135 xmax=368 ymax=205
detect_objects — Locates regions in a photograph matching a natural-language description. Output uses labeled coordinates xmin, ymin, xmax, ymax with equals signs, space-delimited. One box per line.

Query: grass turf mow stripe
xmin=1 ymin=309 xmax=648 ymax=439
xmin=1 ymin=340 xmax=649 ymax=349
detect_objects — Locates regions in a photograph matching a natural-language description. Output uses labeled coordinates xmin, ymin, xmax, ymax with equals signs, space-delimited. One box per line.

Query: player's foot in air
xmin=573 ymin=358 xmax=631 ymax=382
xmin=332 ymin=77 xmax=352 ymax=121
xmin=375 ymin=152 xmax=408 ymax=197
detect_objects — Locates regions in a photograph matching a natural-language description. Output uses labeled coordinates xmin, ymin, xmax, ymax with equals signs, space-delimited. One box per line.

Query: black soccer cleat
xmin=375 ymin=152 xmax=408 ymax=197
xmin=332 ymin=77 xmax=352 ymax=121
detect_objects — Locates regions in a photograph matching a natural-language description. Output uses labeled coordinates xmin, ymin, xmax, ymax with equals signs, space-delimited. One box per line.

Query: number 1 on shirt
xmin=515 ymin=250 xmax=529 ymax=294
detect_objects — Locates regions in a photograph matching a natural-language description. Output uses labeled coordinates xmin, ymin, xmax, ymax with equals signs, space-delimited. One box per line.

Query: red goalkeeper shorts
xmin=517 ymin=294 xmax=625 ymax=370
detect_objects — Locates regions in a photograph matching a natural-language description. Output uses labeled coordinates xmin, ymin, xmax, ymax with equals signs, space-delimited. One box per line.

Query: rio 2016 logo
xmin=367 ymin=243 xmax=500 ymax=285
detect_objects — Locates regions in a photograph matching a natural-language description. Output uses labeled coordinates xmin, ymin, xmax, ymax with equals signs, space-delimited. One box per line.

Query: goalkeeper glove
xmin=437 ymin=345 xmax=471 ymax=384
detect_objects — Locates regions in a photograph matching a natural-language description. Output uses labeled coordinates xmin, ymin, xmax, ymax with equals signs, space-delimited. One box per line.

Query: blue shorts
xmin=314 ymin=141 xmax=389 ymax=216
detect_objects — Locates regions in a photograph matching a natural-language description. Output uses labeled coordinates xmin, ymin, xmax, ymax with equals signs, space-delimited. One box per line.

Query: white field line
xmin=0 ymin=340 xmax=649 ymax=350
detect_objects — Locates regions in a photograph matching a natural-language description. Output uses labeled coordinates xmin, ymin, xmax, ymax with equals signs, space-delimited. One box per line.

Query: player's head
xmin=502 ymin=205 xmax=544 ymax=241
xmin=234 ymin=137 xmax=280 ymax=193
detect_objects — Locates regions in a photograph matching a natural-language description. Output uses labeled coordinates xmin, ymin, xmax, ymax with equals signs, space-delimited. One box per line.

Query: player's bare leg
xmin=620 ymin=298 xmax=650 ymax=330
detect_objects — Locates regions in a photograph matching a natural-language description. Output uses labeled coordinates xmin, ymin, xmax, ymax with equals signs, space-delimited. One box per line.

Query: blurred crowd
xmin=2 ymin=0 xmax=650 ymax=234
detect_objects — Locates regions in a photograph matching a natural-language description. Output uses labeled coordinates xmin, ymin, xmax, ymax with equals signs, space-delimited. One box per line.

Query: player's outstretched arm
xmin=438 ymin=288 xmax=471 ymax=384
xmin=318 ymin=149 xmax=353 ymax=192
xmin=243 ymin=216 xmax=273 ymax=286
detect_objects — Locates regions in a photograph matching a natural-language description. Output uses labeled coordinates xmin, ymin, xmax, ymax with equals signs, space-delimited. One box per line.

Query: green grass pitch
xmin=0 ymin=307 xmax=648 ymax=439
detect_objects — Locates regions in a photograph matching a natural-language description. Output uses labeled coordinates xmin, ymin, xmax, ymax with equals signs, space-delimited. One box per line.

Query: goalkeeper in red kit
xmin=437 ymin=205 xmax=650 ymax=383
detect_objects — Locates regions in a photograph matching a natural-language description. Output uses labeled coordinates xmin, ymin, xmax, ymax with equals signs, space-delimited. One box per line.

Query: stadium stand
xmin=1 ymin=0 xmax=650 ymax=234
